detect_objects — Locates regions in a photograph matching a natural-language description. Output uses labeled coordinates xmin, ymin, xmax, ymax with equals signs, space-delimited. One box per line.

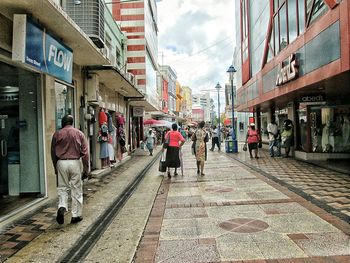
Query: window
xmin=269 ymin=0 xmax=328 ymax=56
xmin=55 ymin=82 xmax=75 ymax=130
xmin=241 ymin=0 xmax=249 ymax=61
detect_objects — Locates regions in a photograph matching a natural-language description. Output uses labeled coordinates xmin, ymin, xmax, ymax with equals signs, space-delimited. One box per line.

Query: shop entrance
xmin=0 ymin=62 xmax=42 ymax=218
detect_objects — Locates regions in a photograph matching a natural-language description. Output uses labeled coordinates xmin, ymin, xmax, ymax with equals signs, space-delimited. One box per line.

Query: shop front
xmin=0 ymin=61 xmax=44 ymax=218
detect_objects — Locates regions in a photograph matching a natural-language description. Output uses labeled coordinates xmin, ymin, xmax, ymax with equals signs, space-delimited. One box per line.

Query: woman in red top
xmin=246 ymin=123 xmax=261 ymax=159
xmin=163 ymin=123 xmax=185 ymax=178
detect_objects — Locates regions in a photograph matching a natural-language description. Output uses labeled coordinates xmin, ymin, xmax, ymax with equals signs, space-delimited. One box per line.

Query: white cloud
xmin=156 ymin=0 xmax=236 ymax=111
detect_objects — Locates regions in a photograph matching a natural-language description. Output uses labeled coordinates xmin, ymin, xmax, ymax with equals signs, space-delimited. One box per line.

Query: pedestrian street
xmin=135 ymin=144 xmax=350 ymax=263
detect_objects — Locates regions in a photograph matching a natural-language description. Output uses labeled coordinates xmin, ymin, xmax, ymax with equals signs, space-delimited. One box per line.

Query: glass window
xmin=298 ymin=0 xmax=305 ymax=33
xmin=274 ymin=15 xmax=279 ymax=54
xmin=288 ymin=0 xmax=298 ymax=43
xmin=308 ymin=105 xmax=350 ymax=153
xmin=279 ymin=4 xmax=288 ymax=51
xmin=55 ymin=82 xmax=75 ymax=130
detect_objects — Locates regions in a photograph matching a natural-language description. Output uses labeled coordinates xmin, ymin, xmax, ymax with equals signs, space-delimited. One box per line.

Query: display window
xmin=298 ymin=104 xmax=350 ymax=153
xmin=55 ymin=82 xmax=75 ymax=130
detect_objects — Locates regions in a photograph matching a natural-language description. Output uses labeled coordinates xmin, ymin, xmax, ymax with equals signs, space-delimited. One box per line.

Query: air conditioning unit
xmin=64 ymin=0 xmax=105 ymax=48
xmin=87 ymin=74 xmax=100 ymax=102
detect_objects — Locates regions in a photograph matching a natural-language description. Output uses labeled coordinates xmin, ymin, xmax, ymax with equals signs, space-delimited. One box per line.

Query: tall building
xmin=192 ymin=93 xmax=211 ymax=122
xmin=181 ymin=86 xmax=193 ymax=121
xmin=159 ymin=65 xmax=177 ymax=114
xmin=112 ymin=0 xmax=160 ymax=110
xmin=235 ymin=0 xmax=350 ymax=160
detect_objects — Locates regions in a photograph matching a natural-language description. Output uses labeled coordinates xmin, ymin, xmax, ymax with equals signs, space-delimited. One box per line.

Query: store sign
xmin=276 ymin=53 xmax=298 ymax=86
xmin=133 ymin=107 xmax=144 ymax=117
xmin=300 ymin=94 xmax=326 ymax=104
xmin=12 ymin=15 xmax=73 ymax=84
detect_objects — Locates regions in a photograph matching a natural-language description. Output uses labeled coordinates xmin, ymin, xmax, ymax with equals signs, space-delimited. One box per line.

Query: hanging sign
xmin=12 ymin=15 xmax=73 ymax=84
xmin=276 ymin=53 xmax=298 ymax=86
xmin=133 ymin=107 xmax=144 ymax=117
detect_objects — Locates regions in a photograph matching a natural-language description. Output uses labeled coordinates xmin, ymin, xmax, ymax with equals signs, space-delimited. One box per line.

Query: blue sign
xmin=25 ymin=19 xmax=73 ymax=84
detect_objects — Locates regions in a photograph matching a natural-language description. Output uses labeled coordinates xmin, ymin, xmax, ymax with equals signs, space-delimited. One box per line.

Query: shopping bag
xmin=243 ymin=143 xmax=248 ymax=151
xmin=158 ymin=152 xmax=167 ymax=172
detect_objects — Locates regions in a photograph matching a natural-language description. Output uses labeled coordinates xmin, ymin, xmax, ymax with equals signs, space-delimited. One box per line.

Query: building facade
xmin=236 ymin=0 xmax=350 ymax=160
xmin=192 ymin=93 xmax=211 ymax=123
xmin=160 ymin=65 xmax=177 ymax=114
xmin=112 ymin=0 xmax=160 ymax=110
xmin=0 ymin=0 xmax=142 ymax=220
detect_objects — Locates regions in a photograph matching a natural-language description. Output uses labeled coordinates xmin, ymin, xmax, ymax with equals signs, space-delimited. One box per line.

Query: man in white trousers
xmin=51 ymin=115 xmax=90 ymax=224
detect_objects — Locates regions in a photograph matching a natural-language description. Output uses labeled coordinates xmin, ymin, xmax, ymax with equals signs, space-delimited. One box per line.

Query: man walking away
xmin=51 ymin=115 xmax=90 ymax=225
xmin=210 ymin=125 xmax=220 ymax=151
xmin=267 ymin=117 xmax=281 ymax=157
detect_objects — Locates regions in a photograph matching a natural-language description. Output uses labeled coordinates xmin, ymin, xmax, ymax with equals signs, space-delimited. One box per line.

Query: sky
xmin=156 ymin=0 xmax=236 ymax=111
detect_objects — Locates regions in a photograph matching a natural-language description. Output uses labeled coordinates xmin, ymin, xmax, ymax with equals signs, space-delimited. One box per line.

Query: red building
xmin=236 ymin=0 xmax=350 ymax=160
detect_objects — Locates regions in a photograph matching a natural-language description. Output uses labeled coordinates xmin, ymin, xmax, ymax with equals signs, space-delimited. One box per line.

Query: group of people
xmin=50 ymin=114 xmax=295 ymax=226
xmin=245 ymin=118 xmax=294 ymax=159
xmin=159 ymin=121 xmax=210 ymax=178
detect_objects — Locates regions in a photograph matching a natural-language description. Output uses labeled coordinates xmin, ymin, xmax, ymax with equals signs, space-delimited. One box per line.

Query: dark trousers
xmin=211 ymin=137 xmax=220 ymax=150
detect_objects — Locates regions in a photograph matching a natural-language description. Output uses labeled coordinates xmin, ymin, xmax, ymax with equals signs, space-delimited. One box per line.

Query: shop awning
xmin=87 ymin=66 xmax=144 ymax=98
xmin=128 ymin=99 xmax=158 ymax=112
xmin=0 ymin=0 xmax=108 ymax=66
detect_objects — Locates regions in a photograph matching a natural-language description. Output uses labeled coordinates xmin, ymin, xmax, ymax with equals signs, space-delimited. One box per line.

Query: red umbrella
xmin=144 ymin=119 xmax=163 ymax=125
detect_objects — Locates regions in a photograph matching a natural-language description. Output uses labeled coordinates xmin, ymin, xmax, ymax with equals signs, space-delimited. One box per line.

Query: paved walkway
xmin=231 ymin=145 xmax=350 ymax=222
xmin=134 ymin=144 xmax=350 ymax=262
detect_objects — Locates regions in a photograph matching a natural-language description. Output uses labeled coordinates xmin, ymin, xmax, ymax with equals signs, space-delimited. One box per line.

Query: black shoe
xmin=56 ymin=207 xmax=65 ymax=225
xmin=167 ymin=172 xmax=171 ymax=178
xmin=71 ymin=216 xmax=83 ymax=224
xmin=174 ymin=172 xmax=178 ymax=176
xmin=197 ymin=170 xmax=200 ymax=174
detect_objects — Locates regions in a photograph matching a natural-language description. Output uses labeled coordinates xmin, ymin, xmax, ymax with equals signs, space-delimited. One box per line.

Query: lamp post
xmin=215 ymin=82 xmax=222 ymax=146
xmin=227 ymin=65 xmax=238 ymax=153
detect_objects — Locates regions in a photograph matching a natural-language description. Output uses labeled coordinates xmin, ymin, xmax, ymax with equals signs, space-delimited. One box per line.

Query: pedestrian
xmin=162 ymin=123 xmax=185 ymax=178
xmin=51 ymin=115 xmax=89 ymax=225
xmin=267 ymin=117 xmax=281 ymax=157
xmin=281 ymin=120 xmax=293 ymax=157
xmin=245 ymin=123 xmax=261 ymax=159
xmin=192 ymin=121 xmax=209 ymax=175
xmin=145 ymin=128 xmax=156 ymax=156
xmin=210 ymin=125 xmax=220 ymax=151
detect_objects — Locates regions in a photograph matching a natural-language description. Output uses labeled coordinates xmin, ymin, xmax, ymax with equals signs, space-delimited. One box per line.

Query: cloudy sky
xmin=156 ymin=0 xmax=236 ymax=110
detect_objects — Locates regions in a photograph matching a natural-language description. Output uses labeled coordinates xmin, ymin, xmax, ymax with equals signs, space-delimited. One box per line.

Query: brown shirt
xmin=51 ymin=125 xmax=89 ymax=173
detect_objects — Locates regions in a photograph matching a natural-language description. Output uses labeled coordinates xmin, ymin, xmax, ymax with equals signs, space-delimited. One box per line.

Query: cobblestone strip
xmin=133 ymin=178 xmax=170 ymax=263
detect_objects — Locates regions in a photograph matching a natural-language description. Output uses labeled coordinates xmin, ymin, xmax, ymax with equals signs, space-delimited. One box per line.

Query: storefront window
xmin=55 ymin=82 xmax=75 ymax=130
xmin=308 ymin=105 xmax=350 ymax=153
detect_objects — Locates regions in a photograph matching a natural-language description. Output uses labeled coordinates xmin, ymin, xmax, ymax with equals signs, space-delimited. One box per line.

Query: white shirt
xmin=267 ymin=123 xmax=278 ymax=141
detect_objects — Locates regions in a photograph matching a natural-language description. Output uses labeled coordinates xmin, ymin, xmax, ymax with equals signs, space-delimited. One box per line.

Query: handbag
xmin=243 ymin=143 xmax=248 ymax=151
xmin=163 ymin=133 xmax=170 ymax=149
xmin=158 ymin=152 xmax=167 ymax=172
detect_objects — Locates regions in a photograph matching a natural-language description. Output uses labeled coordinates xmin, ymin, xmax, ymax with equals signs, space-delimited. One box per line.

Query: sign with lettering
xmin=300 ymin=94 xmax=326 ymax=104
xmin=276 ymin=53 xmax=298 ymax=86
xmin=12 ymin=15 xmax=73 ymax=84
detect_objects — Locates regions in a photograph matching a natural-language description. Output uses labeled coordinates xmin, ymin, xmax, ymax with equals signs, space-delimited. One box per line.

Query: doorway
xmin=0 ymin=62 xmax=42 ymax=218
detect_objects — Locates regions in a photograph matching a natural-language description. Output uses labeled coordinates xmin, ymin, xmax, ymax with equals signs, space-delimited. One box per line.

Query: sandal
xmin=201 ymin=173 xmax=205 ymax=176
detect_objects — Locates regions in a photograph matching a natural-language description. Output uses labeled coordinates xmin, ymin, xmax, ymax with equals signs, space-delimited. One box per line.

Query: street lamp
xmin=215 ymin=82 xmax=222 ymax=146
xmin=227 ymin=65 xmax=238 ymax=153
